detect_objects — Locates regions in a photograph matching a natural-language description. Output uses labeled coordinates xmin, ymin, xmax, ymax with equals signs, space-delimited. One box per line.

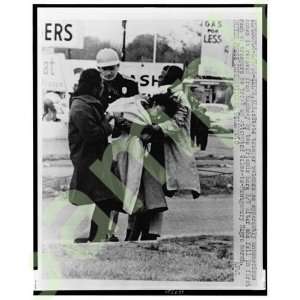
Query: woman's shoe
xmin=140 ymin=233 xmax=160 ymax=241
xmin=107 ymin=234 xmax=119 ymax=242
xmin=74 ymin=237 xmax=109 ymax=243
xmin=74 ymin=237 xmax=89 ymax=243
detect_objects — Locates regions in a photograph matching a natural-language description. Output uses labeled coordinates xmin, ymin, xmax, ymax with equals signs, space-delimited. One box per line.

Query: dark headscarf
xmin=73 ymin=68 xmax=102 ymax=98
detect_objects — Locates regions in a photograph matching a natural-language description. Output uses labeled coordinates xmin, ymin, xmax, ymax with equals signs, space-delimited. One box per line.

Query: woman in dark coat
xmin=68 ymin=68 xmax=121 ymax=242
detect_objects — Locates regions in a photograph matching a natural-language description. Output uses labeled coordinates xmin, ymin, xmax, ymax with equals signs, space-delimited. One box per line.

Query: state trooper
xmin=95 ymin=48 xmax=140 ymax=242
xmin=96 ymin=48 xmax=139 ymax=103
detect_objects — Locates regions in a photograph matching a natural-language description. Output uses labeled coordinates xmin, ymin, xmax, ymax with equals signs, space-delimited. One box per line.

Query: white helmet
xmin=96 ymin=48 xmax=120 ymax=68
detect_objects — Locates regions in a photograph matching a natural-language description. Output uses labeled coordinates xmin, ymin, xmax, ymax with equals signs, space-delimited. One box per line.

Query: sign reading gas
xmin=41 ymin=21 xmax=84 ymax=49
xmin=202 ymin=20 xmax=223 ymax=44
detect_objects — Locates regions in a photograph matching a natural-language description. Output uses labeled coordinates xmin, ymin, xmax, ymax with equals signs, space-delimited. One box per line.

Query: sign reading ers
xmin=41 ymin=21 xmax=84 ymax=49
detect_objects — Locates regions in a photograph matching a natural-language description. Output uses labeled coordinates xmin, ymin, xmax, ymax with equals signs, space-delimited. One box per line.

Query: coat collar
xmin=155 ymin=84 xmax=191 ymax=109
xmin=156 ymin=85 xmax=172 ymax=94
xmin=72 ymin=95 xmax=107 ymax=111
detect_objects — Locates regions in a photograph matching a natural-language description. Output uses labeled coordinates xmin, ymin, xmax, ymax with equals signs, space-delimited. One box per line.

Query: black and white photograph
xmin=33 ymin=4 xmax=266 ymax=294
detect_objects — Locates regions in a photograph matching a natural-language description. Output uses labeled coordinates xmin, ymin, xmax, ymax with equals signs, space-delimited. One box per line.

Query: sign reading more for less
xmin=41 ymin=21 xmax=84 ymax=49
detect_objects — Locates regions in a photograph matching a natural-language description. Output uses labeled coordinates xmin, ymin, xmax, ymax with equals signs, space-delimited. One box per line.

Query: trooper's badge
xmin=122 ymin=86 xmax=127 ymax=95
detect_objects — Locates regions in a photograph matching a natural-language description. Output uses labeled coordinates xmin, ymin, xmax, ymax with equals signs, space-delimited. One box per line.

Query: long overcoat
xmin=68 ymin=95 xmax=117 ymax=206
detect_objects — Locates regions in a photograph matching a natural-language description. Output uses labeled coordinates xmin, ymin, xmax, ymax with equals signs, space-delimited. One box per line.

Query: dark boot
xmin=125 ymin=215 xmax=142 ymax=241
xmin=124 ymin=229 xmax=131 ymax=241
xmin=74 ymin=237 xmax=90 ymax=243
xmin=107 ymin=234 xmax=119 ymax=242
xmin=125 ymin=228 xmax=141 ymax=241
xmin=141 ymin=232 xmax=160 ymax=240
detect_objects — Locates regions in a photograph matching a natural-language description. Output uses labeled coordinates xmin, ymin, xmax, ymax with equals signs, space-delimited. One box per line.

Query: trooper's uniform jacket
xmin=102 ymin=73 xmax=139 ymax=104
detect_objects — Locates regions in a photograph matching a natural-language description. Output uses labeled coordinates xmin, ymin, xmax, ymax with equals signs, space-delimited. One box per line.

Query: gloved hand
xmin=140 ymin=132 xmax=152 ymax=147
xmin=114 ymin=114 xmax=132 ymax=133
xmin=105 ymin=112 xmax=114 ymax=122
xmin=141 ymin=124 xmax=163 ymax=143
xmin=139 ymin=94 xmax=151 ymax=107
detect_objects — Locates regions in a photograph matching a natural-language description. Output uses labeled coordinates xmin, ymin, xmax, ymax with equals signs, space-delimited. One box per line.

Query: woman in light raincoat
xmin=108 ymin=69 xmax=201 ymax=240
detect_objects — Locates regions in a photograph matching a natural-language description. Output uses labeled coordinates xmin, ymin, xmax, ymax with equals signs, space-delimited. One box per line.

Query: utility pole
xmin=153 ymin=32 xmax=157 ymax=63
xmin=122 ymin=20 xmax=127 ymax=61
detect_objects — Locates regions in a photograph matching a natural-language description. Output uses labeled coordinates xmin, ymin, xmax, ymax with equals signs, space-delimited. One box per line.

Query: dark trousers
xmin=191 ymin=114 xmax=209 ymax=150
xmin=88 ymin=202 xmax=113 ymax=242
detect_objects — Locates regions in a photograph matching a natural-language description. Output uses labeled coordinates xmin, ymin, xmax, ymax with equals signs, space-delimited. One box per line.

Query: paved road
xmin=42 ymin=194 xmax=233 ymax=243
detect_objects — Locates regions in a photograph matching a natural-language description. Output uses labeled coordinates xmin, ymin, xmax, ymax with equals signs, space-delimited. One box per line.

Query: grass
xmin=42 ymin=235 xmax=233 ymax=282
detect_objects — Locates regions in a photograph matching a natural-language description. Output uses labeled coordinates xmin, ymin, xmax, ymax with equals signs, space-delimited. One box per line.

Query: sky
xmin=83 ymin=20 xmax=203 ymax=49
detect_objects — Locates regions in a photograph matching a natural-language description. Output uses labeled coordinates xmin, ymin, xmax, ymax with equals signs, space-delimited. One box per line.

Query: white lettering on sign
xmin=41 ymin=21 xmax=84 ymax=49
